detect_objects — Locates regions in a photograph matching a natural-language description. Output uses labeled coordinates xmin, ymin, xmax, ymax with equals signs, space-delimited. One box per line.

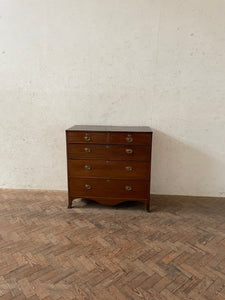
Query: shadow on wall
xmin=151 ymin=129 xmax=214 ymax=196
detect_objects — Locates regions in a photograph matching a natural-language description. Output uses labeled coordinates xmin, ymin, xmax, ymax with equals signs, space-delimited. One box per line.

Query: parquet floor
xmin=0 ymin=190 xmax=225 ymax=300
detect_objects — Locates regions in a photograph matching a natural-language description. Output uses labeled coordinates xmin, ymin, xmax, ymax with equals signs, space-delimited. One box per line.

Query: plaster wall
xmin=1 ymin=0 xmax=225 ymax=196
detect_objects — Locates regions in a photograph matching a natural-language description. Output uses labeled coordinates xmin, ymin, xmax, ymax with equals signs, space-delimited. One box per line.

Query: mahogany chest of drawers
xmin=66 ymin=125 xmax=152 ymax=211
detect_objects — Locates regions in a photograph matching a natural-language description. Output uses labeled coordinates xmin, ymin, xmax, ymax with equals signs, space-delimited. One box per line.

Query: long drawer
xmin=68 ymin=160 xmax=149 ymax=179
xmin=67 ymin=144 xmax=150 ymax=161
xmin=69 ymin=178 xmax=149 ymax=199
xmin=67 ymin=131 xmax=152 ymax=145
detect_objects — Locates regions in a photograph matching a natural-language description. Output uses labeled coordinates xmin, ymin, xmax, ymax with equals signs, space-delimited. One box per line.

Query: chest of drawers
xmin=66 ymin=125 xmax=152 ymax=211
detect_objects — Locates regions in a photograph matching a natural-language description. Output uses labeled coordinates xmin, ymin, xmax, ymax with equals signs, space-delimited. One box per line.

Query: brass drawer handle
xmin=126 ymin=134 xmax=133 ymax=143
xmin=84 ymin=165 xmax=91 ymax=170
xmin=84 ymin=147 xmax=91 ymax=153
xmin=84 ymin=134 xmax=91 ymax=142
xmin=125 ymin=166 xmax=132 ymax=171
xmin=125 ymin=185 xmax=132 ymax=191
xmin=85 ymin=184 xmax=91 ymax=190
xmin=126 ymin=149 xmax=133 ymax=154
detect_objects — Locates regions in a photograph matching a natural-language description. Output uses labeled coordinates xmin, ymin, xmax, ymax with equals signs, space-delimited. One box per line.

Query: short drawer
xmin=69 ymin=178 xmax=149 ymax=199
xmin=110 ymin=132 xmax=152 ymax=145
xmin=67 ymin=131 xmax=107 ymax=144
xmin=68 ymin=160 xmax=150 ymax=179
xmin=67 ymin=144 xmax=150 ymax=161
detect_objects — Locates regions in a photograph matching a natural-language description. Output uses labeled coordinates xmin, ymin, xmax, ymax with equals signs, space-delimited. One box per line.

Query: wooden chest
xmin=66 ymin=125 xmax=153 ymax=211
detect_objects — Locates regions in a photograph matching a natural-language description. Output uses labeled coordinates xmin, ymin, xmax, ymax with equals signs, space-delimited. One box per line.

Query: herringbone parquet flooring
xmin=0 ymin=190 xmax=225 ymax=300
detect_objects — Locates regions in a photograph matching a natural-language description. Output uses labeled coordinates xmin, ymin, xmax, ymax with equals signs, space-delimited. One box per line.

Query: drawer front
xmin=67 ymin=131 xmax=107 ymax=144
xmin=110 ymin=132 xmax=152 ymax=145
xmin=67 ymin=144 xmax=150 ymax=161
xmin=68 ymin=160 xmax=149 ymax=179
xmin=68 ymin=144 xmax=108 ymax=160
xmin=69 ymin=178 xmax=149 ymax=199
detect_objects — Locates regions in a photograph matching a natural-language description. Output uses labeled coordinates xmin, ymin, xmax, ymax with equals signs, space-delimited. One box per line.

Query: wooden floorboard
xmin=0 ymin=190 xmax=225 ymax=299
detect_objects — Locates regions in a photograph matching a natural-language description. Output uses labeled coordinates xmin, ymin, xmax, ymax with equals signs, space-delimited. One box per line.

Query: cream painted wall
xmin=1 ymin=0 xmax=225 ymax=196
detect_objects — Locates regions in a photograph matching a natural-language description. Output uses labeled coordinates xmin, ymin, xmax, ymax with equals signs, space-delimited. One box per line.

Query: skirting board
xmin=1 ymin=188 xmax=224 ymax=202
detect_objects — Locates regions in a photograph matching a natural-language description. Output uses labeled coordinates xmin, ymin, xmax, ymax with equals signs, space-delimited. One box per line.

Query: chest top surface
xmin=66 ymin=125 xmax=152 ymax=133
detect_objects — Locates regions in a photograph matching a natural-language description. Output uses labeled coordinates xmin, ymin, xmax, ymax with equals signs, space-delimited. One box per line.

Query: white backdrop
xmin=1 ymin=0 xmax=225 ymax=196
